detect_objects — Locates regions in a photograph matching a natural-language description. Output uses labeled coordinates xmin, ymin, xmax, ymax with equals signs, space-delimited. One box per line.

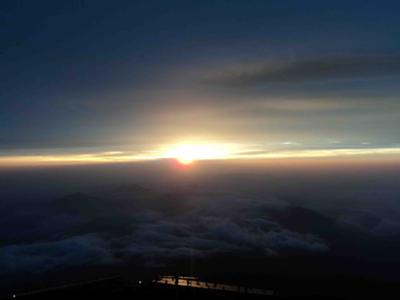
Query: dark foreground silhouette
xmin=5 ymin=275 xmax=343 ymax=300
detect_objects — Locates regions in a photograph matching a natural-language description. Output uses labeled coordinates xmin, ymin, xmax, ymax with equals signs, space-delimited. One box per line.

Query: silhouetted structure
xmin=5 ymin=275 xmax=344 ymax=300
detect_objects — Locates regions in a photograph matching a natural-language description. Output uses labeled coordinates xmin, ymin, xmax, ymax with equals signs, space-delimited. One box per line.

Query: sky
xmin=1 ymin=0 xmax=400 ymax=166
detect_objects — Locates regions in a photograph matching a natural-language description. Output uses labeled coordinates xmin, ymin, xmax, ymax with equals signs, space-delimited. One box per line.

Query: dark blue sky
xmin=1 ymin=0 xmax=400 ymax=163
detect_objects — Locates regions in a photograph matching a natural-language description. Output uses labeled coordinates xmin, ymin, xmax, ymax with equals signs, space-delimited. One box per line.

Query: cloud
xmin=121 ymin=216 xmax=328 ymax=264
xmin=0 ymin=187 xmax=330 ymax=276
xmin=0 ymin=189 xmax=329 ymax=276
xmin=5 ymin=175 xmax=400 ymax=279
xmin=337 ymin=209 xmax=400 ymax=237
xmin=206 ymin=55 xmax=400 ymax=87
xmin=0 ymin=234 xmax=114 ymax=277
xmin=117 ymin=194 xmax=328 ymax=263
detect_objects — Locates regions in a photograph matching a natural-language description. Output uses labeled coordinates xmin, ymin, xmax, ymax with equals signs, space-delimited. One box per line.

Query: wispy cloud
xmin=206 ymin=55 xmax=400 ymax=87
xmin=1 ymin=146 xmax=400 ymax=167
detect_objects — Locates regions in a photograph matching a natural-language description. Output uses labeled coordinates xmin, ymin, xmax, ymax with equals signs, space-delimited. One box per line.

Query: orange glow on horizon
xmin=1 ymin=146 xmax=400 ymax=168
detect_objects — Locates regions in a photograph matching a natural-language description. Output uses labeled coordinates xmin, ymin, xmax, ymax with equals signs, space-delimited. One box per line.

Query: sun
xmin=164 ymin=143 xmax=230 ymax=165
xmin=176 ymin=154 xmax=194 ymax=165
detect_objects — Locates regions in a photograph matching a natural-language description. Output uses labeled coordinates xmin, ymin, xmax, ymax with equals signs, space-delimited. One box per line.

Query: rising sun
xmin=164 ymin=143 xmax=231 ymax=165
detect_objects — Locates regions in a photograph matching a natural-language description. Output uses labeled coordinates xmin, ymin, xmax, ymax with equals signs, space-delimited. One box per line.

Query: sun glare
xmin=164 ymin=143 xmax=231 ymax=165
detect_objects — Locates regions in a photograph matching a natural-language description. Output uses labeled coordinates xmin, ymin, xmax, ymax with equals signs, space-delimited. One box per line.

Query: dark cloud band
xmin=207 ymin=55 xmax=400 ymax=87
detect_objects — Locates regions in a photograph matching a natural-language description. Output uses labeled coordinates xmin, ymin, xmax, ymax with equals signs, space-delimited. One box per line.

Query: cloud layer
xmin=2 ymin=163 xmax=400 ymax=286
xmin=0 ymin=185 xmax=329 ymax=277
